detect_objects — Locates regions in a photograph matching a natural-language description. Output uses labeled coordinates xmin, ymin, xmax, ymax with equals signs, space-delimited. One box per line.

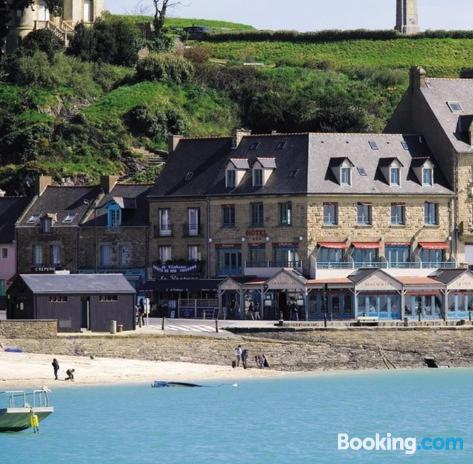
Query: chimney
xmin=168 ymin=135 xmax=182 ymax=154
xmin=410 ymin=66 xmax=426 ymax=91
xmin=100 ymin=175 xmax=119 ymax=194
xmin=233 ymin=129 xmax=251 ymax=149
xmin=36 ymin=175 xmax=53 ymax=196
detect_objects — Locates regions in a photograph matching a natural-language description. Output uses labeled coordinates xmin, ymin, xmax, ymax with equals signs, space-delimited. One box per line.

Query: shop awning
xmin=386 ymin=242 xmax=411 ymax=247
xmin=318 ymin=242 xmax=348 ymax=249
xmin=352 ymin=242 xmax=382 ymax=249
xmin=140 ymin=279 xmax=221 ymax=293
xmin=418 ymin=242 xmax=449 ymax=250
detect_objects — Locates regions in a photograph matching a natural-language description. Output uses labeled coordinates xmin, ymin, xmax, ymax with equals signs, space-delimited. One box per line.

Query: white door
xmin=84 ymin=0 xmax=93 ymax=22
xmin=39 ymin=0 xmax=50 ymax=21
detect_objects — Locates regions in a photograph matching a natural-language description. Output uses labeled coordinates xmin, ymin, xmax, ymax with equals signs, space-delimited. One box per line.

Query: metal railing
xmin=182 ymin=223 xmax=202 ymax=237
xmin=177 ymin=299 xmax=218 ymax=319
xmin=315 ymin=261 xmax=458 ymax=270
xmin=245 ymin=260 xmax=303 ymax=270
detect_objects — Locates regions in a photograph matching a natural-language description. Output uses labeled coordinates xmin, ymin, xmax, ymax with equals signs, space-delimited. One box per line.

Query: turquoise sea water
xmin=1 ymin=369 xmax=473 ymax=463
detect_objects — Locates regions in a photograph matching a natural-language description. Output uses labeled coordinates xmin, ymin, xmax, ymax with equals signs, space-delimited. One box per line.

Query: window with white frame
xmin=100 ymin=244 xmax=113 ymax=266
xmin=32 ymin=245 xmax=44 ymax=265
xmin=118 ymin=245 xmax=131 ymax=266
xmin=391 ymin=204 xmax=405 ymax=225
xmin=253 ymin=168 xmax=263 ymax=187
xmin=357 ymin=203 xmax=372 ymax=225
xmin=158 ymin=208 xmax=172 ymax=236
xmin=422 ymin=166 xmax=433 ymax=186
xmin=188 ymin=246 xmax=201 ymax=261
xmin=40 ymin=217 xmax=52 ymax=233
xmin=390 ymin=166 xmax=401 ymax=186
xmin=159 ymin=246 xmax=172 ymax=262
xmin=424 ymin=202 xmax=439 ymax=225
xmin=50 ymin=245 xmax=61 ymax=265
xmin=341 ymin=167 xmax=352 ymax=186
xmin=187 ymin=208 xmax=200 ymax=236
xmin=323 ymin=203 xmax=338 ymax=225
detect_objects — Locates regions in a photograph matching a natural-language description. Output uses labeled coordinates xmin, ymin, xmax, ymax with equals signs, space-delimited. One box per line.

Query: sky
xmin=108 ymin=0 xmax=473 ymax=31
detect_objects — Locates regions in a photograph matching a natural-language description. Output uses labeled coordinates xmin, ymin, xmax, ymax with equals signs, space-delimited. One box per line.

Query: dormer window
xmin=390 ymin=167 xmax=401 ymax=186
xmin=40 ymin=217 xmax=52 ymax=233
xmin=107 ymin=203 xmax=122 ymax=228
xmin=341 ymin=167 xmax=352 ymax=186
xmin=447 ymin=101 xmax=463 ymax=113
xmin=226 ymin=169 xmax=236 ymax=188
xmin=422 ymin=167 xmax=433 ymax=186
xmin=253 ymin=169 xmax=263 ymax=187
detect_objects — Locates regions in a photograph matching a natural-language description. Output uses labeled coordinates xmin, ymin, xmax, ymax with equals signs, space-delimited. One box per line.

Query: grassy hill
xmin=198 ymin=37 xmax=473 ymax=76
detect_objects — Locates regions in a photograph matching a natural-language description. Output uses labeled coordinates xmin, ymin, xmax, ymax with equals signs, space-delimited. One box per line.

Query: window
xmin=422 ymin=167 xmax=433 ymax=186
xmin=391 ymin=204 xmax=405 ymax=225
xmin=357 ymin=203 xmax=372 ymax=225
xmin=99 ymin=295 xmax=118 ymax=303
xmin=420 ymin=249 xmax=444 ymax=267
xmin=323 ymin=203 xmax=338 ymax=226
xmin=0 ymin=280 xmax=5 ymax=297
xmin=401 ymin=141 xmax=409 ymax=151
xmin=48 ymin=296 xmax=68 ymax=303
xmin=118 ymin=245 xmax=130 ymax=266
xmin=279 ymin=202 xmax=292 ymax=226
xmin=1 ymin=248 xmax=7 ymax=259
xmin=424 ymin=202 xmax=439 ymax=225
xmin=253 ymin=169 xmax=263 ymax=187
xmin=319 ymin=247 xmax=343 ymax=265
xmin=32 ymin=245 xmax=43 ymax=265
xmin=40 ymin=217 xmax=52 ymax=233
xmin=386 ymin=246 xmax=410 ymax=267
xmin=357 ymin=167 xmax=367 ymax=177
xmin=27 ymin=214 xmax=39 ymax=224
xmin=222 ymin=205 xmax=236 ymax=228
xmin=62 ymin=212 xmax=76 ymax=224
xmin=368 ymin=140 xmax=379 ymax=150
xmin=226 ymin=169 xmax=236 ymax=188
xmin=218 ymin=249 xmax=242 ymax=276
xmin=187 ymin=208 xmax=200 ymax=236
xmin=353 ymin=248 xmax=378 ymax=266
xmin=251 ymin=203 xmax=264 ymax=227
xmin=108 ymin=205 xmax=122 ymax=228
xmin=390 ymin=167 xmax=401 ymax=186
xmin=188 ymin=246 xmax=201 ymax=261
xmin=447 ymin=101 xmax=463 ymax=113
xmin=158 ymin=209 xmax=172 ymax=236
xmin=100 ymin=244 xmax=113 ymax=266
xmin=159 ymin=246 xmax=172 ymax=263
xmin=248 ymin=246 xmax=265 ymax=266
xmin=273 ymin=246 xmax=299 ymax=267
xmin=50 ymin=245 xmax=61 ymax=265
xmin=341 ymin=167 xmax=352 ymax=186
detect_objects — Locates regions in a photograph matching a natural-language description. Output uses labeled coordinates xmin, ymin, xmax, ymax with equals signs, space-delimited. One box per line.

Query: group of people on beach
xmin=52 ymin=358 xmax=75 ymax=381
xmin=233 ymin=345 xmax=269 ymax=369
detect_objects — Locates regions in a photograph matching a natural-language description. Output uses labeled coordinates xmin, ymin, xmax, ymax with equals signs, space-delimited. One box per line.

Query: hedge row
xmin=198 ymin=29 xmax=473 ymax=43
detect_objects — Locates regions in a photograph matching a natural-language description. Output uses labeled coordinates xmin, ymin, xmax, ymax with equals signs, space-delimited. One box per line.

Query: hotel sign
xmin=356 ymin=273 xmax=402 ymax=292
xmin=448 ymin=272 xmax=473 ymax=291
xmin=153 ymin=262 xmax=202 ymax=277
xmin=245 ymin=229 xmax=266 ymax=242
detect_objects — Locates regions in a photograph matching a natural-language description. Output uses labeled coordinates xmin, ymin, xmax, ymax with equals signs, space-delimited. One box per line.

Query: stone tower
xmin=395 ymin=0 xmax=420 ymax=35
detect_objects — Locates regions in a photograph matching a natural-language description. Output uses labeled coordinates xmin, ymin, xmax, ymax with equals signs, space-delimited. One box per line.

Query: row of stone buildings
xmin=2 ymin=68 xmax=473 ymax=320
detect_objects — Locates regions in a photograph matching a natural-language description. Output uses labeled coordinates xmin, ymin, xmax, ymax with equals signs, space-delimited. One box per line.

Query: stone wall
xmin=0 ymin=320 xmax=57 ymax=339
xmin=4 ymin=328 xmax=473 ymax=371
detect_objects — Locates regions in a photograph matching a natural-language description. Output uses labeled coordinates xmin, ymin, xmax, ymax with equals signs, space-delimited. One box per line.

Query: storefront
xmin=436 ymin=270 xmax=473 ymax=320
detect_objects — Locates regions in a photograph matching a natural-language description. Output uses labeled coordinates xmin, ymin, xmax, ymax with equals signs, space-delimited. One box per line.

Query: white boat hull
xmin=0 ymin=407 xmax=54 ymax=432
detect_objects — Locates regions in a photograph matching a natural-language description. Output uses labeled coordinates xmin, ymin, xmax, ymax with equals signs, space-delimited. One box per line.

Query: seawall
xmin=2 ymin=328 xmax=473 ymax=371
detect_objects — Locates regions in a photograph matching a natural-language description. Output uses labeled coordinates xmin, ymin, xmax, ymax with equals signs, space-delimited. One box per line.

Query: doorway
xmin=81 ymin=297 xmax=90 ymax=329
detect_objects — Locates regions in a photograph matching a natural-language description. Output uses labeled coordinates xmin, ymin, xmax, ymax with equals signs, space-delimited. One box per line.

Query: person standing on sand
xmin=52 ymin=358 xmax=59 ymax=380
xmin=234 ymin=345 xmax=242 ymax=367
xmin=241 ymin=348 xmax=249 ymax=369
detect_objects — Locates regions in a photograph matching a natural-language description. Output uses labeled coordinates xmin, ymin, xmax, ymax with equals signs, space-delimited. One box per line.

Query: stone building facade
xmin=5 ymin=0 xmax=105 ymax=51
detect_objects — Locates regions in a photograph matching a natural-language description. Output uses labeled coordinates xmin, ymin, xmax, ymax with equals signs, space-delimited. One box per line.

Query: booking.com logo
xmin=338 ymin=433 xmax=464 ymax=455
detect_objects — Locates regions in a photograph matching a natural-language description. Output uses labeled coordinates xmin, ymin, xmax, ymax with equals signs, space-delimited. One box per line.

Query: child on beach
xmin=234 ymin=345 xmax=242 ymax=367
xmin=30 ymin=409 xmax=39 ymax=434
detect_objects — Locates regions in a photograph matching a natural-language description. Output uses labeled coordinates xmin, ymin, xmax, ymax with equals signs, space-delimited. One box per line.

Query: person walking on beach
xmin=52 ymin=358 xmax=59 ymax=380
xmin=234 ymin=345 xmax=242 ymax=367
xmin=241 ymin=348 xmax=249 ymax=369
xmin=262 ymin=354 xmax=269 ymax=368
xmin=30 ymin=408 xmax=39 ymax=434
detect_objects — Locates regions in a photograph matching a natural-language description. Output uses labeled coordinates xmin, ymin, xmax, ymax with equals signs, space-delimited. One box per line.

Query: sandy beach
xmin=0 ymin=352 xmax=293 ymax=389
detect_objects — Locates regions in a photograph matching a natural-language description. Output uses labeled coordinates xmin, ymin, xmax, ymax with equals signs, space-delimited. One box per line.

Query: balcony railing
xmin=315 ymin=261 xmax=458 ymax=270
xmin=182 ymin=223 xmax=202 ymax=237
xmin=245 ymin=261 xmax=303 ymax=270
xmin=154 ymin=224 xmax=174 ymax=238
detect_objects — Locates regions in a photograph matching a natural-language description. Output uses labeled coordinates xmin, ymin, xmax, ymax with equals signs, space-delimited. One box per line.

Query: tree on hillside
xmin=151 ymin=0 xmax=183 ymax=37
xmin=0 ymin=0 xmax=63 ymax=54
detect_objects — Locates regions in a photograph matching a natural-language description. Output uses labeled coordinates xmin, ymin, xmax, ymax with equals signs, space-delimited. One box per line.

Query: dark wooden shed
xmin=7 ymin=274 xmax=136 ymax=332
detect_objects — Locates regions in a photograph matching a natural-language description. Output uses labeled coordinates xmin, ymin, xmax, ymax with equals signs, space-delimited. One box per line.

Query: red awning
xmin=386 ymin=242 xmax=411 ymax=247
xmin=418 ymin=242 xmax=449 ymax=250
xmin=352 ymin=242 xmax=382 ymax=249
xmin=318 ymin=242 xmax=348 ymax=249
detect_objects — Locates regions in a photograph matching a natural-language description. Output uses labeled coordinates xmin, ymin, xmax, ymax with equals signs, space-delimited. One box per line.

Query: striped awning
xmin=318 ymin=242 xmax=348 ymax=249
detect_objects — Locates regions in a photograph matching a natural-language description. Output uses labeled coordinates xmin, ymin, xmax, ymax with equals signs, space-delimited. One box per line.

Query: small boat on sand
xmin=152 ymin=381 xmax=202 ymax=388
xmin=0 ymin=388 xmax=54 ymax=432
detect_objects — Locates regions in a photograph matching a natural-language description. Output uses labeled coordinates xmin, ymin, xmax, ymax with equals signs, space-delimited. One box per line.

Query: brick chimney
xmin=100 ymin=175 xmax=119 ymax=194
xmin=410 ymin=66 xmax=426 ymax=91
xmin=36 ymin=175 xmax=53 ymax=196
xmin=233 ymin=129 xmax=251 ymax=149
xmin=168 ymin=135 xmax=183 ymax=154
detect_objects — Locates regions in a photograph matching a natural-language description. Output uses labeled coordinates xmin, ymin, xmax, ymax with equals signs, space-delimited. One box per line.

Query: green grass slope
xmin=199 ymin=38 xmax=473 ymax=76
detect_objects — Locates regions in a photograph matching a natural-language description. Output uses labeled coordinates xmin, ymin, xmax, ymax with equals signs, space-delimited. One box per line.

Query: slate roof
xmin=421 ymin=78 xmax=473 ymax=153
xmin=0 ymin=197 xmax=30 ymax=243
xmin=19 ymin=274 xmax=135 ymax=294
xmin=82 ymin=184 xmax=153 ymax=227
xmin=150 ymin=133 xmax=452 ymax=198
xmin=18 ymin=186 xmax=99 ymax=226
xmin=429 ymin=269 xmax=470 ymax=284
